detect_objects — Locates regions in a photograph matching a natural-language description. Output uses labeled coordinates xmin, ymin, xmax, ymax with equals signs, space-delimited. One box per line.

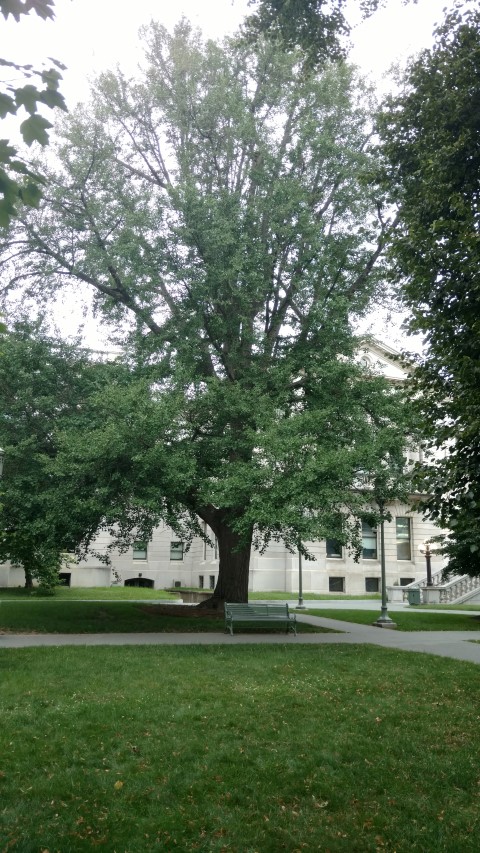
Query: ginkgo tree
xmin=0 ymin=23 xmax=408 ymax=604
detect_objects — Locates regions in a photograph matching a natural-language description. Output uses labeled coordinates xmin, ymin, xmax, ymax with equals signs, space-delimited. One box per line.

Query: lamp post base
xmin=373 ymin=616 xmax=397 ymax=629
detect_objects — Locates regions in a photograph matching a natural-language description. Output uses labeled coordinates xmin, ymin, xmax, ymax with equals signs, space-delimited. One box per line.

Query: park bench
xmin=224 ymin=602 xmax=297 ymax=636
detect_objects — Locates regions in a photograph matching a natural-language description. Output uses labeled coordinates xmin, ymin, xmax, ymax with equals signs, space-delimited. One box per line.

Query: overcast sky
xmin=4 ymin=0 xmax=448 ymax=107
xmin=2 ymin=0 xmax=449 ymax=348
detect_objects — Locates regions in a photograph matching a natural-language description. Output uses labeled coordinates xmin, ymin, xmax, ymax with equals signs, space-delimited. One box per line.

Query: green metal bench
xmin=224 ymin=602 xmax=297 ymax=636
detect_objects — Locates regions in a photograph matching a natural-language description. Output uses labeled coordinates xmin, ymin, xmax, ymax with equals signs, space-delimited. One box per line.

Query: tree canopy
xmin=379 ymin=2 xmax=480 ymax=576
xmin=243 ymin=0 xmax=417 ymax=65
xmin=0 ymin=24 xmax=407 ymax=602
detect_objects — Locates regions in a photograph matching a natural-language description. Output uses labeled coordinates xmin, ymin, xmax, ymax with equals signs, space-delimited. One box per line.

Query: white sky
xmin=2 ymin=0 xmax=449 ymax=349
xmin=4 ymin=0 xmax=448 ymax=108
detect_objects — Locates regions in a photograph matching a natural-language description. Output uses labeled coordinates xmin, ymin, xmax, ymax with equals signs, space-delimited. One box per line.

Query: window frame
xmin=326 ymin=539 xmax=342 ymax=559
xmin=170 ymin=541 xmax=184 ymax=561
xmin=362 ymin=521 xmax=378 ymax=560
xmin=328 ymin=576 xmax=345 ymax=593
xmin=396 ymin=517 xmax=412 ymax=561
xmin=133 ymin=541 xmax=147 ymax=560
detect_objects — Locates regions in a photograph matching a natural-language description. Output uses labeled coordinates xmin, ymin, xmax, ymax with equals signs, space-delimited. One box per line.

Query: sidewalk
xmin=2 ymin=611 xmax=480 ymax=664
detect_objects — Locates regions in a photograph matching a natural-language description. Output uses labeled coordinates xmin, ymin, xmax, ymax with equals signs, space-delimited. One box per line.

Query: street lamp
xmin=297 ymin=540 xmax=305 ymax=609
xmin=373 ymin=497 xmax=397 ymax=629
xmin=418 ymin=542 xmax=438 ymax=587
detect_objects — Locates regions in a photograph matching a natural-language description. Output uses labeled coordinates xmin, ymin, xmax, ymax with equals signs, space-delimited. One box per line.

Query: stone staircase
xmin=402 ymin=571 xmax=480 ymax=604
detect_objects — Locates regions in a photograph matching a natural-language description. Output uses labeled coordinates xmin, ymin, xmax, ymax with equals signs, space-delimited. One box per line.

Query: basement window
xmin=329 ymin=576 xmax=345 ymax=593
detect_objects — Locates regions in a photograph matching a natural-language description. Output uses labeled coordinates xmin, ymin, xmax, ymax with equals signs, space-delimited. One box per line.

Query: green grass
xmin=0 ymin=585 xmax=178 ymax=601
xmin=303 ymin=608 xmax=480 ymax=631
xmin=418 ymin=603 xmax=480 ymax=612
xmin=250 ymin=590 xmax=381 ymax=600
xmin=0 ymin=645 xmax=479 ymax=852
xmin=0 ymin=586 xmax=380 ymax=602
xmin=0 ymin=601 xmax=326 ymax=634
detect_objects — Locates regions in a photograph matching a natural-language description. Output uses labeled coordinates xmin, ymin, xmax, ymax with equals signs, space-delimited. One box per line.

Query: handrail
xmin=396 ymin=572 xmax=480 ymax=603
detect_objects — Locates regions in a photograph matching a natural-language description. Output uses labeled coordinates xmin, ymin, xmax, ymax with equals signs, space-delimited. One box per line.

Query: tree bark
xmin=198 ymin=520 xmax=253 ymax=609
xmin=23 ymin=564 xmax=34 ymax=588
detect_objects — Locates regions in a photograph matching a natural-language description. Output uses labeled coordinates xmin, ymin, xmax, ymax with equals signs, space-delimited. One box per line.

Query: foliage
xmin=0 ymin=25 xmax=407 ymax=602
xmin=0 ymin=320 xmax=121 ymax=586
xmin=0 ymin=0 xmax=67 ymax=226
xmin=243 ymin=0 xmax=417 ymax=65
xmin=379 ymin=2 xmax=480 ymax=577
xmin=1 ymin=645 xmax=479 ymax=851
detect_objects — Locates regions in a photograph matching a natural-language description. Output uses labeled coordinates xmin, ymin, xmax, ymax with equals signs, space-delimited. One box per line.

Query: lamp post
xmin=297 ymin=540 xmax=305 ymax=609
xmin=418 ymin=542 xmax=434 ymax=586
xmin=373 ymin=497 xmax=397 ymax=629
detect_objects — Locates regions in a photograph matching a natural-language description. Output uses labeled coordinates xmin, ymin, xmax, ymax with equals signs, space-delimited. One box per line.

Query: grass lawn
xmin=0 ymin=601 xmax=327 ymax=634
xmin=0 ymin=586 xmax=380 ymax=602
xmin=249 ymin=591 xmax=381 ymax=601
xmin=0 ymin=586 xmax=178 ymax=601
xmin=0 ymin=645 xmax=479 ymax=852
xmin=303 ymin=608 xmax=480 ymax=631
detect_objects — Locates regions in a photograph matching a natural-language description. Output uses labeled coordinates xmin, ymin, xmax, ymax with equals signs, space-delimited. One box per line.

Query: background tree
xmin=0 ymin=0 xmax=67 ymax=226
xmin=0 ymin=24 xmax=405 ymax=604
xmin=0 ymin=320 xmax=119 ymax=588
xmin=243 ymin=0 xmax=416 ymax=65
xmin=379 ymin=2 xmax=480 ymax=576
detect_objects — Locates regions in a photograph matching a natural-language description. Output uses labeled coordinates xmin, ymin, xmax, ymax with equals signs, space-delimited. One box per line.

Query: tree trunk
xmin=198 ymin=520 xmax=253 ymax=609
xmin=24 ymin=564 xmax=34 ymax=588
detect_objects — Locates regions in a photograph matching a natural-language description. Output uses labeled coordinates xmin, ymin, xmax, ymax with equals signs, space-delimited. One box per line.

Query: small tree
xmin=0 ymin=321 xmax=119 ymax=587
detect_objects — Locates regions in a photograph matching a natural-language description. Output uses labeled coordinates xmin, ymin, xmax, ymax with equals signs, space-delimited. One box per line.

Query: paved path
xmin=2 ymin=612 xmax=480 ymax=664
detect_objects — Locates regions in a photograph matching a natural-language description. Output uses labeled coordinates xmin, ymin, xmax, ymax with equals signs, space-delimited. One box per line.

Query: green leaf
xmin=19 ymin=180 xmax=42 ymax=208
xmin=41 ymin=67 xmax=62 ymax=91
xmin=37 ymin=87 xmax=67 ymax=111
xmin=0 ymin=91 xmax=17 ymax=118
xmin=19 ymin=113 xmax=53 ymax=146
xmin=15 ymin=84 xmax=40 ymax=115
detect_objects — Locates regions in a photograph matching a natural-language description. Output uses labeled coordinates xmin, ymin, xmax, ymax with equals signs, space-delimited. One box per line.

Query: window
xmin=199 ymin=575 xmax=204 ymax=589
xmin=326 ymin=539 xmax=342 ymax=558
xmin=362 ymin=522 xmax=377 ymax=560
xmin=400 ymin=577 xmax=415 ymax=587
xmin=170 ymin=542 xmax=184 ymax=561
xmin=133 ymin=541 xmax=147 ymax=560
xmin=329 ymin=576 xmax=345 ymax=593
xmin=365 ymin=577 xmax=380 ymax=593
xmin=396 ymin=518 xmax=412 ymax=560
xmin=209 ymin=575 xmax=215 ymax=590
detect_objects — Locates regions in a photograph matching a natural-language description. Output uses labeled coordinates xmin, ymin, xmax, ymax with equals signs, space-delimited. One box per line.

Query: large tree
xmin=379 ymin=3 xmax=480 ymax=576
xmin=0 ymin=24 xmax=406 ymax=603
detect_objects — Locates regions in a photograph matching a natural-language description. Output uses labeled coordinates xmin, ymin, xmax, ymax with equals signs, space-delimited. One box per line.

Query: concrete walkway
xmin=2 ymin=611 xmax=480 ymax=664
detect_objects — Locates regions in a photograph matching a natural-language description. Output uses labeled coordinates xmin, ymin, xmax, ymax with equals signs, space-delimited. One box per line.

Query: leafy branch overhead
xmin=0 ymin=0 xmax=67 ymax=227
